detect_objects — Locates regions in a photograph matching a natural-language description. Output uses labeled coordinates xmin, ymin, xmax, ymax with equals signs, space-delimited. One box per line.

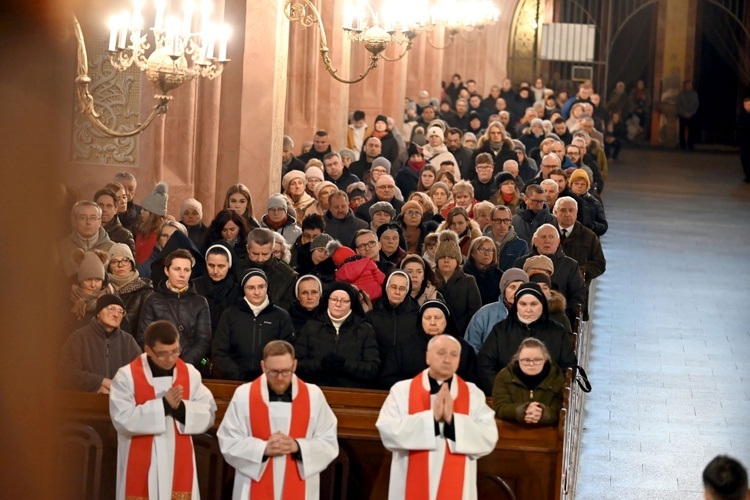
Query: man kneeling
xmin=376 ymin=334 xmax=498 ymax=499
xmin=218 ymin=340 xmax=339 ymax=499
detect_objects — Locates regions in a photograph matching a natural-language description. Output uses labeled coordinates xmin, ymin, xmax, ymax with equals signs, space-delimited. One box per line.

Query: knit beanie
xmin=241 ymin=269 xmax=268 ymax=288
xmin=282 ymin=170 xmax=307 ymax=192
xmin=522 ymin=255 xmax=554 ymax=275
xmin=339 ymin=149 xmax=356 ymax=164
xmin=514 ymin=282 xmax=546 ymax=303
xmin=569 ymin=169 xmax=590 ymax=189
xmin=267 ymin=193 xmax=288 ymax=210
xmin=376 ymin=222 xmax=402 ymax=240
xmin=326 ymin=239 xmax=356 ymax=268
xmin=434 ymin=230 xmax=462 ymax=264
xmin=94 ymin=293 xmax=126 ymax=315
xmin=407 ymin=143 xmax=423 ymax=158
xmin=419 ymin=299 xmax=451 ymax=319
xmin=369 ymin=201 xmax=396 ymax=219
xmin=346 ymin=182 xmax=367 ymax=200
xmin=74 ymin=249 xmax=107 ymax=283
xmin=140 ymin=182 xmax=169 ymax=216
xmin=306 ymin=166 xmax=325 ymax=181
xmin=427 ymin=127 xmax=444 ymax=140
xmin=314 ymin=181 xmax=337 ymax=199
xmin=375 ymin=114 xmax=388 ymax=126
xmin=371 ymin=157 xmax=392 ymax=173
xmin=310 ymin=233 xmax=334 ymax=252
xmin=295 ymin=274 xmax=323 ymax=298
xmin=400 ymin=200 xmax=423 ymax=215
xmin=107 ymin=243 xmax=135 ymax=268
xmin=499 ymin=268 xmax=529 ymax=293
xmin=180 ymin=198 xmax=203 ymax=219
xmin=495 ymin=172 xmax=515 ymax=188
xmin=529 ymin=273 xmax=552 ymax=288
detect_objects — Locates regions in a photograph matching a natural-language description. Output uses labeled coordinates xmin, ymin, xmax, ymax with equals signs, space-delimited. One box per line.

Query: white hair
xmin=427 ymin=334 xmax=462 ymax=352
xmin=553 ymin=196 xmax=578 ymax=211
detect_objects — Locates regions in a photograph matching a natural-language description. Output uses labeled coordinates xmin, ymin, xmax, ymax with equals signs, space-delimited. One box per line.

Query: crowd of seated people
xmin=59 ymin=74 xmax=613 ymax=427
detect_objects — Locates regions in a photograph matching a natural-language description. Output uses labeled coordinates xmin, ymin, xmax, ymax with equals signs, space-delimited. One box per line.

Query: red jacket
xmin=335 ymin=257 xmax=386 ymax=301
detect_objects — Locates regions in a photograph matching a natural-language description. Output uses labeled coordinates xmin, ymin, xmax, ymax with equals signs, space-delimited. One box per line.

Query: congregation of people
xmin=58 ymin=75 xmax=623 ymax=499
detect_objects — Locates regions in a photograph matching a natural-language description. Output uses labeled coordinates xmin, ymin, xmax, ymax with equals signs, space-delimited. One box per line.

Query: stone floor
xmin=574 ymin=148 xmax=750 ymax=499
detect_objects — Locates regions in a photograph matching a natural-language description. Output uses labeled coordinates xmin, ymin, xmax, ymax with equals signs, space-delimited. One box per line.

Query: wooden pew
xmin=57 ymin=380 xmax=570 ymax=500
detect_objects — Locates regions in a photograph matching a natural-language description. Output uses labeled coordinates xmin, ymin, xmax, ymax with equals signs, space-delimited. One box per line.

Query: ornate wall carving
xmin=70 ymin=25 xmax=140 ymax=165
xmin=508 ymin=0 xmax=545 ymax=83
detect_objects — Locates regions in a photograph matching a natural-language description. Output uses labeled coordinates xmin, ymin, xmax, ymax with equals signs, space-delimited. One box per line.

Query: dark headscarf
xmin=416 ymin=299 xmax=461 ymax=338
xmin=510 ymin=282 xmax=549 ymax=323
xmin=150 ymin=230 xmax=205 ymax=287
xmin=319 ymin=281 xmax=367 ymax=318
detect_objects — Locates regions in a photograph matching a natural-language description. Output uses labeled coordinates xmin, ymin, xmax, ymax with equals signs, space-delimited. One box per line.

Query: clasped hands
xmin=264 ymin=432 xmax=300 ymax=457
xmin=524 ymin=401 xmax=544 ymax=424
xmin=165 ymin=385 xmax=183 ymax=409
xmin=432 ymin=383 xmax=454 ymax=424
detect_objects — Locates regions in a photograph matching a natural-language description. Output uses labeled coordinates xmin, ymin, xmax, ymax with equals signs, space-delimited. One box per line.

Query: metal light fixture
xmin=426 ymin=0 xmax=500 ymax=50
xmin=74 ymin=0 xmax=230 ymax=138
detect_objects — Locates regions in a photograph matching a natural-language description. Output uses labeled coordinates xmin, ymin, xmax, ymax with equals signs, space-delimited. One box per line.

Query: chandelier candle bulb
xmin=218 ymin=25 xmax=229 ymax=61
xmin=155 ymin=0 xmax=166 ymax=30
xmin=200 ymin=0 xmax=212 ymax=34
xmin=183 ymin=0 xmax=194 ymax=34
xmin=118 ymin=12 xmax=130 ymax=49
xmin=108 ymin=16 xmax=118 ymax=51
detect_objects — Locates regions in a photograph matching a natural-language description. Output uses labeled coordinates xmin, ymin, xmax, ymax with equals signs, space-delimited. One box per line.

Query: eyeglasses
xmin=519 ymin=358 xmax=545 ymax=366
xmin=110 ymin=259 xmax=131 ymax=267
xmin=356 ymin=240 xmax=378 ymax=250
xmin=329 ymin=297 xmax=351 ymax=305
xmin=268 ymin=207 xmax=286 ymax=213
xmin=267 ymin=369 xmax=294 ymax=378
xmin=153 ymin=348 xmax=181 ymax=360
xmin=476 ymin=165 xmax=493 ymax=170
xmin=403 ymin=210 xmax=422 ymax=217
xmin=476 ymin=247 xmax=495 ymax=255
xmin=76 ymin=215 xmax=100 ymax=222
xmin=491 ymin=218 xmax=512 ymax=224
xmin=526 ymin=198 xmax=545 ymax=205
xmin=105 ymin=305 xmax=126 ymax=316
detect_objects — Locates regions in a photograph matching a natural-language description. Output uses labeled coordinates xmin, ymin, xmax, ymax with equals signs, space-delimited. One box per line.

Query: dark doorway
xmin=605 ymin=4 xmax=657 ymax=98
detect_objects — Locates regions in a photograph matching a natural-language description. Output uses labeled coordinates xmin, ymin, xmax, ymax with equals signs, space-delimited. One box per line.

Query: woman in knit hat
xmin=69 ymin=249 xmax=115 ymax=331
xmin=301 ymin=233 xmax=336 ymax=283
xmin=394 ymin=142 xmax=424 ymax=198
xmin=193 ymin=241 xmax=241 ymax=334
xmin=436 ymin=206 xmax=482 ymax=257
xmin=282 ymin=170 xmax=315 ymax=223
xmin=346 ymin=181 xmax=368 ymax=210
xmin=306 ymin=180 xmax=337 ymax=218
xmin=305 ymin=163 xmax=325 ymax=197
xmin=295 ymin=281 xmax=380 ymax=388
xmin=400 ymin=254 xmax=443 ymax=306
xmin=376 ymin=222 xmax=407 ymax=267
xmin=432 ymin=230 xmax=482 ymax=335
xmin=462 ymin=131 xmax=478 ymax=150
xmin=492 ymin=337 xmax=566 ymax=425
xmin=106 ymin=243 xmax=154 ymax=333
xmin=397 ymin=200 xmax=438 ymax=255
xmin=463 ymin=236 xmax=502 ymax=306
xmin=492 ymin=171 xmax=522 ymax=213
xmin=179 ymin=198 xmax=207 ymax=249
xmin=379 ymin=299 xmax=477 ymax=389
xmin=135 ymin=182 xmax=168 ymax=264
xmin=202 ymin=209 xmax=250 ymax=270
xmin=477 ymin=282 xmax=576 ymax=396
xmin=223 ymin=183 xmax=260 ymax=230
xmin=367 ymin=114 xmax=400 ymax=166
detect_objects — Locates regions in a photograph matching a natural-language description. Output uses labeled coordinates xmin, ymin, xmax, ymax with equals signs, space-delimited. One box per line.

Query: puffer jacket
xmin=211 ymin=299 xmax=294 ymax=381
xmin=435 ymin=268 xmax=482 ymax=336
xmin=137 ymin=281 xmax=212 ymax=367
xmin=335 ymin=257 xmax=386 ymax=302
xmin=261 ymin=214 xmax=303 ymax=246
xmin=296 ymin=312 xmax=380 ymax=388
xmin=463 ymin=259 xmax=502 ymax=306
xmin=366 ymin=296 xmax=420 ymax=363
xmin=492 ymin=362 xmax=566 ymax=424
xmin=239 ymin=257 xmax=298 ymax=311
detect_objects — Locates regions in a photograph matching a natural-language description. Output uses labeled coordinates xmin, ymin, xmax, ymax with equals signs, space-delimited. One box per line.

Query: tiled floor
xmin=575 ymin=148 xmax=750 ymax=499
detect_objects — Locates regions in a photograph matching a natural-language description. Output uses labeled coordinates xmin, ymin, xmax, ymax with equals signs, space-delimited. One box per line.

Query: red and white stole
xmin=405 ymin=371 xmax=470 ymax=500
xmin=249 ymin=376 xmax=310 ymax=499
xmin=125 ymin=356 xmax=194 ymax=499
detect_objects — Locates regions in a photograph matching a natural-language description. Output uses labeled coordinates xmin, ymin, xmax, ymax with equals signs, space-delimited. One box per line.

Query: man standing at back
xmin=109 ymin=320 xmax=216 ymax=500
xmin=376 ymin=334 xmax=498 ymax=500
xmin=218 ymin=340 xmax=339 ymax=499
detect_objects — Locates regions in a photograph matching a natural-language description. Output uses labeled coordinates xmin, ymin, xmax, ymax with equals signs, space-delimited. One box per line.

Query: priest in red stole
xmin=376 ymin=334 xmax=498 ymax=500
xmin=217 ymin=340 xmax=339 ymax=499
xmin=109 ymin=320 xmax=217 ymax=500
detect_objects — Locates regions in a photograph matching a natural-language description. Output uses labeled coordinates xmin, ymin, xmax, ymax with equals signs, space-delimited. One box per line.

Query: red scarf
xmin=125 ymin=357 xmax=194 ymax=499
xmin=249 ymin=377 xmax=311 ymax=499
xmin=408 ymin=159 xmax=426 ymax=174
xmin=405 ymin=372 xmax=469 ymax=500
xmin=501 ymin=192 xmax=515 ymax=203
xmin=371 ymin=130 xmax=388 ymax=140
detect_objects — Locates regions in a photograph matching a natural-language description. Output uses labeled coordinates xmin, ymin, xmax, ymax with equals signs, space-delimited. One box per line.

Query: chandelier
xmin=74 ymin=0 xmax=230 ymax=138
xmin=285 ymin=0 xmax=499 ymax=84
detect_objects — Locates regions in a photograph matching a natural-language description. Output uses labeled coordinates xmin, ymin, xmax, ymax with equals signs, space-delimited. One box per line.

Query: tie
xmin=561 ymin=229 xmax=568 ymax=240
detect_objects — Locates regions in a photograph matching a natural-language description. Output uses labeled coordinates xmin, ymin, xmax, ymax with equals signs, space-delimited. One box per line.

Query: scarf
xmin=265 ymin=216 xmax=288 ymax=231
xmin=501 ymin=192 xmax=515 ymax=203
xmin=328 ymin=309 xmax=352 ymax=333
xmin=489 ymin=140 xmax=504 ymax=152
xmin=371 ymin=130 xmax=388 ymax=139
xmin=512 ymin=361 xmax=552 ymax=391
xmin=108 ymin=269 xmax=140 ymax=289
xmin=408 ymin=159 xmax=426 ymax=174
xmin=495 ymin=226 xmax=518 ymax=252
xmin=200 ymin=272 xmax=237 ymax=307
xmin=245 ymin=296 xmax=270 ymax=316
xmin=70 ymin=283 xmax=112 ymax=320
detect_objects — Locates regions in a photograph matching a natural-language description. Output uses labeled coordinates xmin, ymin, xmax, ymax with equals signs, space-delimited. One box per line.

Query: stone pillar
xmin=651 ymin=0 xmax=698 ymax=146
xmin=406 ymin=30 xmax=444 ymax=100
xmin=216 ymin=0 xmax=290 ymax=216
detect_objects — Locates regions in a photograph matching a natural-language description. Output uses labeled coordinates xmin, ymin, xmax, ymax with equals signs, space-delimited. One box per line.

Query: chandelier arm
xmin=459 ymin=29 xmax=481 ymax=43
xmin=381 ymin=39 xmax=412 ymax=62
xmin=73 ymin=14 xmax=168 ymax=138
xmin=426 ymin=33 xmax=455 ymax=50
xmin=320 ymin=49 xmax=380 ymax=84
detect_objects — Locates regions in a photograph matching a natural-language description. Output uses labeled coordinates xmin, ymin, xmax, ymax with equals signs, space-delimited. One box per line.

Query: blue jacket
xmin=464 ymin=301 xmax=508 ymax=354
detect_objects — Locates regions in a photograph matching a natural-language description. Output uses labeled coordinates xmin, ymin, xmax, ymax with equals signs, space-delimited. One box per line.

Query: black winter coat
xmin=137 ymin=282 xmax=212 ymax=367
xmin=211 ymin=300 xmax=294 ymax=381
xmin=477 ymin=315 xmax=576 ymax=395
xmin=463 ymin=260 xmax=502 ymax=306
xmin=296 ymin=312 xmax=380 ymax=388
xmin=114 ymin=277 xmax=154 ymax=334
xmin=514 ymin=248 xmax=587 ymax=319
xmin=380 ymin=331 xmax=478 ymax=389
xmin=289 ymin=301 xmax=317 ymax=336
xmin=470 ymin=142 xmax=518 ymax=178
xmin=239 ymin=257 xmax=298 ymax=311
xmin=192 ymin=274 xmax=242 ymax=333
xmin=366 ymin=297 xmax=420 ymax=363
xmin=435 ymin=269 xmax=482 ymax=336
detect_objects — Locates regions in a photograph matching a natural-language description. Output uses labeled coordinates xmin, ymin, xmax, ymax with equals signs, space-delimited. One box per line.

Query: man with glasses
xmin=354 ymin=229 xmax=396 ymax=276
xmin=110 ymin=320 xmax=216 ymax=500
xmin=218 ymin=340 xmax=339 ymax=499
xmin=212 ymin=270 xmax=294 ymax=381
xmin=57 ymin=200 xmax=115 ymax=277
xmin=511 ymin=184 xmax=555 ymax=246
xmin=484 ymin=206 xmax=528 ymax=271
xmin=356 ymin=174 xmax=405 ymax=223
xmin=470 ymin=153 xmax=498 ymax=202
xmin=59 ymin=294 xmax=141 ymax=393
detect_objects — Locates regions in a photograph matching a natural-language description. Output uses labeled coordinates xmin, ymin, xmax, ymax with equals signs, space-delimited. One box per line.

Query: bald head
xmin=426 ymin=334 xmax=462 ymax=381
xmin=532 ymin=223 xmax=561 ymax=255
